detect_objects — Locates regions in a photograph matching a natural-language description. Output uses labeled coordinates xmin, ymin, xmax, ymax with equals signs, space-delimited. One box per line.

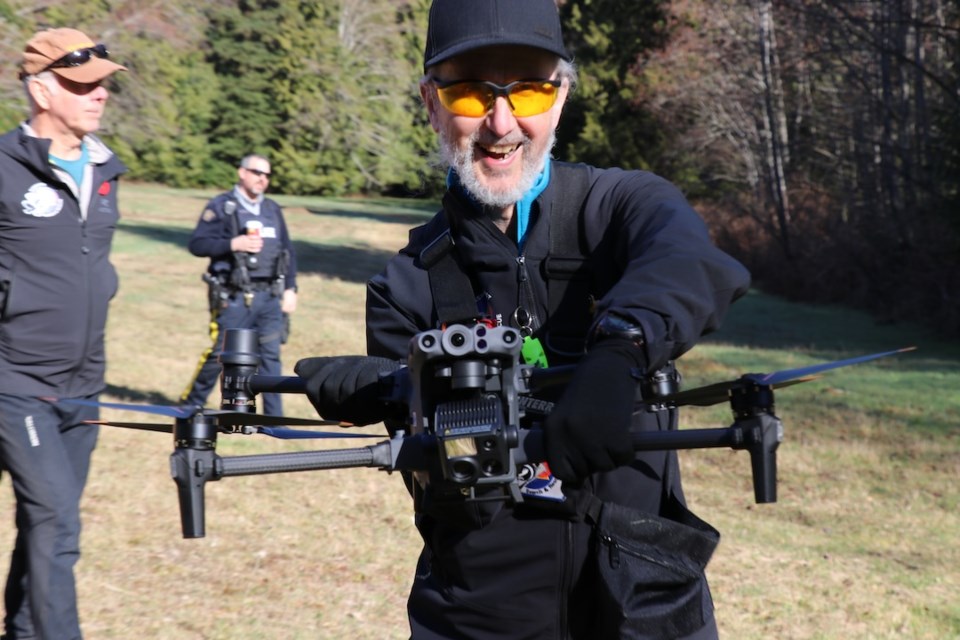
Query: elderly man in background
xmin=0 ymin=27 xmax=126 ymax=640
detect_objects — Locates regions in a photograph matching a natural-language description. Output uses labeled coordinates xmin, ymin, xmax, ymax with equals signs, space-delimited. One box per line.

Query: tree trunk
xmin=756 ymin=0 xmax=792 ymax=255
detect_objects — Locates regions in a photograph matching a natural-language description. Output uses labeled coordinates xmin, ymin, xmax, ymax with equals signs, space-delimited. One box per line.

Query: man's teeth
xmin=484 ymin=144 xmax=519 ymax=158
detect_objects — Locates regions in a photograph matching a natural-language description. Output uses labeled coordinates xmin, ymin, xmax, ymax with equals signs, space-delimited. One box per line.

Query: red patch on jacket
xmin=98 ymin=182 xmax=111 ymax=196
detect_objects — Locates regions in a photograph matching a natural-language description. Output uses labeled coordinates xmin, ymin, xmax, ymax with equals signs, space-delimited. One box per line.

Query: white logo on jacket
xmin=21 ymin=183 xmax=63 ymax=218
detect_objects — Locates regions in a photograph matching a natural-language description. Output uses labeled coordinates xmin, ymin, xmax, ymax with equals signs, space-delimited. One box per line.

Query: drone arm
xmin=515 ymin=425 xmax=748 ymax=465
xmin=515 ymin=423 xmax=779 ymax=503
xmin=215 ymin=432 xmax=434 ymax=477
xmin=172 ymin=420 xmax=777 ymax=541
xmin=218 ymin=446 xmax=378 ymax=476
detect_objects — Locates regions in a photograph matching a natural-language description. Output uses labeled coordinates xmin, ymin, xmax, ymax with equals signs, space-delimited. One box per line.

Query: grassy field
xmin=2 ymin=182 xmax=958 ymax=639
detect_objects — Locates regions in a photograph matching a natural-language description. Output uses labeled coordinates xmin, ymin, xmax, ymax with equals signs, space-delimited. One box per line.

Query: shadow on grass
xmin=305 ymin=206 xmax=432 ymax=226
xmin=292 ymin=240 xmax=396 ymax=284
xmin=117 ymin=221 xmax=193 ymax=247
xmin=104 ymin=383 xmax=179 ymax=407
xmin=704 ymin=290 xmax=954 ymax=360
xmin=118 ymin=221 xmax=397 ymax=284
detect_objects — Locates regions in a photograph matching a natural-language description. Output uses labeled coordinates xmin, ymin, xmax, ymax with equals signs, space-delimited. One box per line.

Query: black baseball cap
xmin=423 ymin=0 xmax=571 ymax=70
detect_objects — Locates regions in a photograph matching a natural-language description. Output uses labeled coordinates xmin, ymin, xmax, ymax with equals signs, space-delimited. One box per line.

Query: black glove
xmin=294 ymin=355 xmax=402 ymax=426
xmin=543 ymin=340 xmax=646 ymax=483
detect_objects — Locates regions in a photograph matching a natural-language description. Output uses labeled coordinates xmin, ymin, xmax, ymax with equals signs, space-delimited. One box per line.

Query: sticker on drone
xmin=518 ymin=462 xmax=565 ymax=502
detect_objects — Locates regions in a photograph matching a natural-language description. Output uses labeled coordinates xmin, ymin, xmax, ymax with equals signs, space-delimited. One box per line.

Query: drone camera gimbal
xmin=406 ymin=324 xmax=526 ymax=501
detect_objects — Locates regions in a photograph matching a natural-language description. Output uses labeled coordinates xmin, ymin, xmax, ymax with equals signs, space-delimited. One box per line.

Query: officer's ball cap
xmin=20 ymin=28 xmax=126 ymax=83
xmin=423 ymin=0 xmax=571 ymax=70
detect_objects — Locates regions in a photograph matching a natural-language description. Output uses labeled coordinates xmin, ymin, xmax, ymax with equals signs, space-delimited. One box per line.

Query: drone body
xmin=57 ymin=327 xmax=913 ymax=538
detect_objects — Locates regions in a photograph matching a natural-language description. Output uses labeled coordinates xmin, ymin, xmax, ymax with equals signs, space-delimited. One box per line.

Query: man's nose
xmin=485 ymin=96 xmax=517 ymax=136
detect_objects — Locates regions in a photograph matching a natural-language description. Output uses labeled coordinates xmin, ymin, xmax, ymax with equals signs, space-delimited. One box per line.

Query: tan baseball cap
xmin=20 ymin=28 xmax=126 ymax=83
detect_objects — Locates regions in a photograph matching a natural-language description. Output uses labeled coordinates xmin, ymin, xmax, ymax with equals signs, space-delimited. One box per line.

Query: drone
xmin=56 ymin=325 xmax=915 ymax=539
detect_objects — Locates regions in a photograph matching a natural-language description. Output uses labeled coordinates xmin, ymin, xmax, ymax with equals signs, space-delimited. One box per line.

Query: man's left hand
xmin=281 ymin=289 xmax=297 ymax=313
xmin=543 ymin=340 xmax=646 ymax=483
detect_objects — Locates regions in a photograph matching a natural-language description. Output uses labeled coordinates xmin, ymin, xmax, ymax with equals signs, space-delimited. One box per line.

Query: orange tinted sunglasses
xmin=432 ymin=78 xmax=561 ymax=118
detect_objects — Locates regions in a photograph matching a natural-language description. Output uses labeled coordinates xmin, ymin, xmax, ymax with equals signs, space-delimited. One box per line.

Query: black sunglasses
xmin=43 ymin=44 xmax=110 ymax=72
xmin=244 ymin=168 xmax=271 ymax=178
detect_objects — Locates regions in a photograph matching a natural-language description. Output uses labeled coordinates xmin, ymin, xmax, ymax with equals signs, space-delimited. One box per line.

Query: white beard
xmin=439 ymin=128 xmax=555 ymax=208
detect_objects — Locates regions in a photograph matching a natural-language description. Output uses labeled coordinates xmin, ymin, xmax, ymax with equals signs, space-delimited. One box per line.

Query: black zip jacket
xmin=0 ymin=125 xmax=126 ymax=397
xmin=368 ymin=162 xmax=749 ymax=369
xmin=366 ymin=161 xmax=751 ymax=522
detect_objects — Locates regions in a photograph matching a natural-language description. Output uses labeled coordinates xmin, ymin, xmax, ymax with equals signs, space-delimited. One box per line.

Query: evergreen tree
xmin=204 ymin=0 xmax=290 ymax=181
xmin=556 ymin=0 xmax=673 ymax=171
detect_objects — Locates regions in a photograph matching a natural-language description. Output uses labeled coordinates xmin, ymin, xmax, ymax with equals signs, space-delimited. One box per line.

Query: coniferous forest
xmin=1 ymin=0 xmax=957 ymax=336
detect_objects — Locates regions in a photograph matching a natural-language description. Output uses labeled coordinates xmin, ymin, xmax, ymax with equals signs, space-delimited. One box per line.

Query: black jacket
xmin=0 ymin=125 xmax=126 ymax=397
xmin=368 ymin=162 xmax=749 ymax=369
xmin=366 ymin=161 xmax=751 ymax=524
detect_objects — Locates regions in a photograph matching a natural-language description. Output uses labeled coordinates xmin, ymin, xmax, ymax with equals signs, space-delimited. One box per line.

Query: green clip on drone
xmin=68 ymin=326 xmax=913 ymax=539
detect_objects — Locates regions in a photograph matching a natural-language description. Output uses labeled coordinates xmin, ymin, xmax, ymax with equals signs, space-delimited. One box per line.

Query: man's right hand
xmin=543 ymin=340 xmax=645 ymax=483
xmin=230 ymin=234 xmax=263 ymax=253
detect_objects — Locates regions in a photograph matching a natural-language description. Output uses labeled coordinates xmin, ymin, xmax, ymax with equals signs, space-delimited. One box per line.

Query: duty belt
xmin=242 ymin=279 xmax=276 ymax=292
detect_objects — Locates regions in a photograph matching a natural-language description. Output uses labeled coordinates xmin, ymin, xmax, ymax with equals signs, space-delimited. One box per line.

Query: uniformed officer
xmin=180 ymin=154 xmax=298 ymax=416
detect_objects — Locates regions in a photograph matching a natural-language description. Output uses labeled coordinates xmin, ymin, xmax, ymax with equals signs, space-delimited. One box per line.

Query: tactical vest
xmin=233 ymin=202 xmax=284 ymax=280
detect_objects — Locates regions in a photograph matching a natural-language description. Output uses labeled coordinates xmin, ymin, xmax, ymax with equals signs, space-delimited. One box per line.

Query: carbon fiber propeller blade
xmin=256 ymin=427 xmax=379 ymax=440
xmin=50 ymin=397 xmax=197 ymax=419
xmin=88 ymin=420 xmax=377 ymax=440
xmin=747 ymin=347 xmax=916 ymax=385
xmin=202 ymin=411 xmax=344 ymax=427
xmin=53 ymin=397 xmax=346 ymax=427
xmin=662 ymin=346 xmax=914 ymax=408
xmin=85 ymin=420 xmax=174 ymax=433
xmin=662 ymin=375 xmax=818 ymax=407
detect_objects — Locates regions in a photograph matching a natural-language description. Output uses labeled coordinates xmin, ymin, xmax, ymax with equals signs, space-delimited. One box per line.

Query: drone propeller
xmin=52 ymin=398 xmax=200 ymax=419
xmin=51 ymin=397 xmax=343 ymax=426
xmin=53 ymin=397 xmax=379 ymax=440
xmin=662 ymin=346 xmax=915 ymax=408
xmin=748 ymin=346 xmax=916 ymax=385
xmin=85 ymin=418 xmax=379 ymax=440
xmin=85 ymin=420 xmax=174 ymax=433
xmin=663 ymin=375 xmax=820 ymax=408
xmin=198 ymin=410 xmax=344 ymax=428
xmin=55 ymin=398 xmax=323 ymax=423
xmin=254 ymin=426 xmax=379 ymax=440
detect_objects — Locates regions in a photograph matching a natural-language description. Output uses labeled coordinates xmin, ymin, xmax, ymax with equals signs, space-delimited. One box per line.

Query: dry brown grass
xmin=1 ymin=183 xmax=957 ymax=639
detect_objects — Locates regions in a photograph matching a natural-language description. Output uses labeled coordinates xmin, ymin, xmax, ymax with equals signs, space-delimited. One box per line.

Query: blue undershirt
xmin=50 ymin=142 xmax=89 ymax=188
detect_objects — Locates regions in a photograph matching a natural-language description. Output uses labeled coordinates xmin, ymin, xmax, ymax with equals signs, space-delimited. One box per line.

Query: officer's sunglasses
xmin=430 ymin=78 xmax=562 ymax=118
xmin=43 ymin=44 xmax=110 ymax=72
